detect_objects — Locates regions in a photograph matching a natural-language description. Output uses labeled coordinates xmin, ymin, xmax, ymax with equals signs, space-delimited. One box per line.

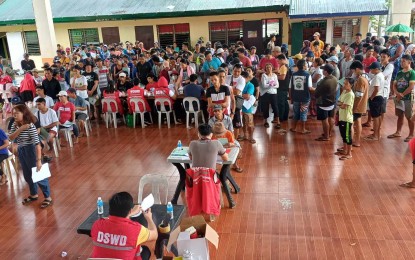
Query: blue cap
xmin=368 ymin=61 xmax=381 ymax=70
xmin=11 ymin=96 xmax=21 ymax=104
xmin=306 ymin=51 xmax=314 ymax=57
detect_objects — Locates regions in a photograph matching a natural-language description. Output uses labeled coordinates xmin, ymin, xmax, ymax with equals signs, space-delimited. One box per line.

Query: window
xmin=209 ymin=21 xmax=243 ymax=45
xmin=23 ymin=31 xmax=40 ymax=55
xmin=302 ymin=20 xmax=327 ymax=42
xmin=157 ymin=24 xmax=190 ymax=49
xmin=332 ymin=19 xmax=360 ymax=46
xmin=262 ymin=19 xmax=282 ymax=47
xmin=68 ymin=28 xmax=100 ymax=47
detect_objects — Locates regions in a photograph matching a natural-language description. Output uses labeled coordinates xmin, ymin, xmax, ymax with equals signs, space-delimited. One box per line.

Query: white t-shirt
xmin=225 ymin=75 xmax=245 ymax=94
xmin=311 ymin=68 xmax=323 ymax=88
xmin=35 ymin=108 xmax=59 ymax=132
xmin=381 ymin=63 xmax=394 ymax=98
xmin=33 ymin=95 xmax=54 ymax=108
xmin=261 ymin=73 xmax=279 ymax=95
xmin=369 ymin=72 xmax=385 ymax=97
xmin=70 ymin=76 xmax=88 ymax=98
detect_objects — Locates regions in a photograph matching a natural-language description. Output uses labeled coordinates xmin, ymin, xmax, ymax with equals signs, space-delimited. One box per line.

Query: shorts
xmin=20 ymin=90 xmax=33 ymax=102
xmin=353 ymin=113 xmax=362 ymax=122
xmin=368 ymin=96 xmax=384 ymax=118
xmin=381 ymin=97 xmax=388 ymax=114
xmin=395 ymin=99 xmax=414 ymax=119
xmin=293 ymin=101 xmax=309 ymax=122
xmin=232 ymin=108 xmax=242 ymax=129
xmin=242 ymin=113 xmax=254 ymax=128
xmin=39 ymin=128 xmax=56 ymax=141
xmin=338 ymin=121 xmax=353 ymax=145
xmin=76 ymin=112 xmax=88 ymax=121
xmin=317 ymin=106 xmax=335 ymax=120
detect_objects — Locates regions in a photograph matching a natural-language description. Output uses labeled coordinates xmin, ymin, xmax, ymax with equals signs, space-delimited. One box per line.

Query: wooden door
xmin=135 ymin=26 xmax=154 ymax=50
xmin=243 ymin=20 xmax=263 ymax=54
xmin=101 ymin=27 xmax=120 ymax=45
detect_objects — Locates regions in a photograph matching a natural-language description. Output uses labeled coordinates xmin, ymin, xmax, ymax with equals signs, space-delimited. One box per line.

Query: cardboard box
xmin=167 ymin=215 xmax=219 ymax=260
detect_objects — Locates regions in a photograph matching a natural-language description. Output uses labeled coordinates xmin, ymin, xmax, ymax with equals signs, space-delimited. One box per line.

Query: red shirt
xmin=127 ymin=86 xmax=150 ymax=112
xmin=145 ymin=82 xmax=158 ymax=91
xmin=185 ymin=167 xmax=221 ymax=216
xmin=363 ymin=57 xmax=377 ymax=73
xmin=53 ymin=101 xmax=75 ymax=124
xmin=154 ymin=87 xmax=174 ymax=106
xmin=240 ymin=56 xmax=252 ymax=68
xmin=258 ymin=57 xmax=279 ymax=71
xmin=91 ymin=216 xmax=149 ymax=260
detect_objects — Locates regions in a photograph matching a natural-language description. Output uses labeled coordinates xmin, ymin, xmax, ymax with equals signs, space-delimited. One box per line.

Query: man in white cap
xmin=53 ymin=90 xmax=80 ymax=144
xmin=311 ymin=32 xmax=324 ymax=54
xmin=326 ymin=56 xmax=340 ymax=79
xmin=216 ymin=48 xmax=225 ymax=63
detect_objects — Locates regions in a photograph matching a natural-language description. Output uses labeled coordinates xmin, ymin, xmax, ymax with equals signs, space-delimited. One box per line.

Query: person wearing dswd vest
xmin=91 ymin=192 xmax=158 ymax=260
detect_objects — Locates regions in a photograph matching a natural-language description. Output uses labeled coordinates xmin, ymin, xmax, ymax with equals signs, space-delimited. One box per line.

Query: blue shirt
xmin=242 ymin=82 xmax=255 ymax=113
xmin=0 ymin=129 xmax=9 ymax=155
xmin=202 ymin=57 xmax=222 ymax=72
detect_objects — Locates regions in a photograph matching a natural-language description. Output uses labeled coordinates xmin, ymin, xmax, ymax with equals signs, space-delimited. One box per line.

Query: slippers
xmin=399 ymin=182 xmax=415 ymax=189
xmin=387 ymin=133 xmax=401 ymax=139
xmin=315 ymin=137 xmax=329 ymax=141
xmin=300 ymin=130 xmax=311 ymax=135
xmin=22 ymin=196 xmax=38 ymax=205
xmin=232 ymin=167 xmax=243 ymax=173
xmin=334 ymin=151 xmax=346 ymax=156
xmin=249 ymin=139 xmax=256 ymax=144
xmin=404 ymin=137 xmax=413 ymax=142
xmin=40 ymin=199 xmax=53 ymax=209
xmin=364 ymin=136 xmax=379 ymax=141
xmin=339 ymin=155 xmax=352 ymax=160
xmin=264 ymin=122 xmax=270 ymax=128
xmin=275 ymin=124 xmax=281 ymax=129
xmin=352 ymin=144 xmax=361 ymax=147
xmin=289 ymin=128 xmax=296 ymax=133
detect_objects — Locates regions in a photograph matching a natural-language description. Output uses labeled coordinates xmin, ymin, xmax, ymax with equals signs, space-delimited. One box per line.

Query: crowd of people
xmin=0 ymin=31 xmax=415 ymax=212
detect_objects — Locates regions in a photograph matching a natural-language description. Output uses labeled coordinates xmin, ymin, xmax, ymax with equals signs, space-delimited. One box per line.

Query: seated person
xmin=35 ymin=98 xmax=59 ymax=160
xmin=67 ymin=88 xmax=88 ymax=136
xmin=208 ymin=104 xmax=233 ymax=132
xmin=127 ymin=78 xmax=151 ymax=112
xmin=33 ymin=86 xmax=55 ymax=109
xmin=103 ymin=81 xmax=124 ymax=115
xmin=116 ymin=72 xmax=133 ymax=94
xmin=183 ymin=73 xmax=205 ymax=113
xmin=53 ymin=91 xmax=80 ymax=144
xmin=91 ymin=191 xmax=157 ymax=260
xmin=154 ymin=76 xmax=177 ymax=111
xmin=145 ymin=73 xmax=158 ymax=92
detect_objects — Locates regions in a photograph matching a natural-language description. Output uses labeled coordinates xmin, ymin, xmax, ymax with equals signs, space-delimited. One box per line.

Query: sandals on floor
xmin=232 ymin=167 xmax=244 ymax=173
xmin=399 ymin=182 xmax=415 ymax=189
xmin=40 ymin=199 xmax=53 ymax=209
xmin=387 ymin=133 xmax=401 ymax=139
xmin=364 ymin=136 xmax=379 ymax=141
xmin=339 ymin=155 xmax=352 ymax=160
xmin=264 ymin=122 xmax=270 ymax=128
xmin=404 ymin=137 xmax=413 ymax=142
xmin=300 ymin=130 xmax=311 ymax=135
xmin=249 ymin=139 xmax=256 ymax=144
xmin=315 ymin=136 xmax=329 ymax=141
xmin=275 ymin=124 xmax=281 ymax=129
xmin=22 ymin=196 xmax=38 ymax=205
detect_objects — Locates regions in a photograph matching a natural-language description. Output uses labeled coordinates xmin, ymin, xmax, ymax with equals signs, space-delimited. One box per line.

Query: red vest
xmin=91 ymin=216 xmax=143 ymax=260
xmin=103 ymin=90 xmax=124 ymax=115
xmin=127 ymin=87 xmax=150 ymax=112
xmin=185 ymin=167 xmax=221 ymax=216
xmin=154 ymin=87 xmax=174 ymax=106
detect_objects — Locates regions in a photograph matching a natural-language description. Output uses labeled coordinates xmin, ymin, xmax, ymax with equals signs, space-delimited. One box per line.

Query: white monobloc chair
xmin=154 ymin=98 xmax=176 ymax=129
xmin=102 ymin=98 xmax=124 ymax=128
xmin=137 ymin=174 xmax=169 ymax=205
xmin=57 ymin=111 xmax=74 ymax=148
xmin=129 ymin=98 xmax=153 ymax=128
xmin=1 ymin=151 xmax=18 ymax=183
xmin=183 ymin=97 xmax=205 ymax=129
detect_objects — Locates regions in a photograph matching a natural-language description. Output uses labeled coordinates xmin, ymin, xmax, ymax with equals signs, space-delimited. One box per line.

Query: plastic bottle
xmin=177 ymin=140 xmax=182 ymax=150
xmin=97 ymin=197 xmax=104 ymax=216
xmin=167 ymin=202 xmax=174 ymax=220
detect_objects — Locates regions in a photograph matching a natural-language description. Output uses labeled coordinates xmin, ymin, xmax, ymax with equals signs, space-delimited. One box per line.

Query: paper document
xmin=130 ymin=194 xmax=155 ymax=218
xmin=218 ymin=138 xmax=228 ymax=146
xmin=243 ymin=95 xmax=256 ymax=110
xmin=394 ymin=98 xmax=405 ymax=111
xmin=60 ymin=121 xmax=73 ymax=128
xmin=31 ymin=163 xmax=51 ymax=183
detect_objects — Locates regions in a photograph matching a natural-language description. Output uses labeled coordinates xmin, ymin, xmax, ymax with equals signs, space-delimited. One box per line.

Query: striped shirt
xmin=10 ymin=123 xmax=40 ymax=146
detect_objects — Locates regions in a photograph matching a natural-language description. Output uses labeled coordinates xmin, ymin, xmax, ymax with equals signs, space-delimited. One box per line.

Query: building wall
xmin=0 ymin=12 xmax=288 ymax=69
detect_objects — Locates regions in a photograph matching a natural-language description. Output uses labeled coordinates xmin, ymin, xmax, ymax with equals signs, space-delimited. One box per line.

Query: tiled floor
xmin=0 ymin=100 xmax=414 ymax=259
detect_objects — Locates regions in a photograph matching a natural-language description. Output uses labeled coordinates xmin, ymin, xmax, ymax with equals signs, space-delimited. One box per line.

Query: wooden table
xmin=77 ymin=203 xmax=186 ymax=258
xmin=167 ymin=146 xmax=240 ymax=208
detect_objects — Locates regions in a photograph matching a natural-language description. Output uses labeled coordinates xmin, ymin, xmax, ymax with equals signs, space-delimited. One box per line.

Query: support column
xmin=391 ymin=0 xmax=412 ymax=28
xmin=6 ymin=32 xmax=26 ymax=70
xmin=32 ymin=0 xmax=57 ymax=64
xmin=325 ymin=18 xmax=333 ymax=44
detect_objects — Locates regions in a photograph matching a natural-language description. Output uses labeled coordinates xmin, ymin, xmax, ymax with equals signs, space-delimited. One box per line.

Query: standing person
xmin=42 ymin=68 xmax=61 ymax=102
xmin=350 ymin=33 xmax=363 ymax=55
xmin=260 ymin=63 xmax=279 ymax=128
xmin=21 ymin=53 xmax=36 ymax=71
xmin=388 ymin=54 xmax=415 ymax=142
xmin=83 ymin=63 xmax=99 ymax=120
xmin=339 ymin=48 xmax=354 ymax=78
xmin=9 ymin=105 xmax=52 ymax=208
xmin=91 ymin=192 xmax=157 ymax=260
xmin=240 ymin=71 xmax=256 ymax=143
xmin=289 ymin=59 xmax=313 ymax=134
xmin=362 ymin=46 xmax=377 ymax=73
xmin=379 ymin=49 xmax=394 ymax=124
xmin=349 ymin=61 xmax=369 ymax=147
xmin=336 ymin=78 xmax=355 ymax=160
xmin=364 ymin=62 xmax=385 ymax=141
xmin=206 ymin=71 xmax=231 ymax=117
xmin=389 ymin=35 xmax=405 ymax=81
xmin=0 ymin=128 xmax=10 ymax=185
xmin=19 ymin=72 xmax=37 ymax=103
xmin=276 ymin=54 xmax=290 ymax=128
xmin=94 ymin=58 xmax=109 ymax=94
xmin=267 ymin=34 xmax=276 ymax=51
xmin=315 ymin=64 xmax=338 ymax=141
xmin=225 ymin=64 xmax=245 ymax=140
xmin=311 ymin=32 xmax=324 ymax=54
xmin=310 ymin=58 xmax=324 ymax=117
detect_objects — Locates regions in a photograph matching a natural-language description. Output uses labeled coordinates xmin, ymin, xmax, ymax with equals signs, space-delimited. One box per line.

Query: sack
xmin=235 ymin=95 xmax=244 ymax=110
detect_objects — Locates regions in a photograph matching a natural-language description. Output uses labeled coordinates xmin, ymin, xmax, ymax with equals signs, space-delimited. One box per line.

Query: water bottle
xmin=167 ymin=202 xmax=174 ymax=220
xmin=97 ymin=197 xmax=104 ymax=216
xmin=177 ymin=140 xmax=182 ymax=150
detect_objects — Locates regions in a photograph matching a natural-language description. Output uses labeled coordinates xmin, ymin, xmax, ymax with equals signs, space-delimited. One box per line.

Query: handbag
xmin=235 ymin=95 xmax=244 ymax=110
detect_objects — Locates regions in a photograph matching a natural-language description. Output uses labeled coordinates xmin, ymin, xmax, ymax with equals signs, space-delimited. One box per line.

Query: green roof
xmin=0 ymin=0 xmax=289 ymax=26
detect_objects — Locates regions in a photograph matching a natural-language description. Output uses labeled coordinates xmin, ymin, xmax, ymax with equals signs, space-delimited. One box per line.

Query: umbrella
xmin=385 ymin=23 xmax=414 ymax=33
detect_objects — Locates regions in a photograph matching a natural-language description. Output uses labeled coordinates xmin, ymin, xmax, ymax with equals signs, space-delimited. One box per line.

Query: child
xmin=336 ymin=78 xmax=355 ymax=160
xmin=145 ymin=73 xmax=158 ymax=92
xmin=212 ymin=122 xmax=243 ymax=173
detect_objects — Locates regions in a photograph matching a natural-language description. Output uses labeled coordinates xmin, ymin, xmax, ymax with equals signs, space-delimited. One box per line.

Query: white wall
xmin=6 ymin=32 xmax=25 ymax=71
